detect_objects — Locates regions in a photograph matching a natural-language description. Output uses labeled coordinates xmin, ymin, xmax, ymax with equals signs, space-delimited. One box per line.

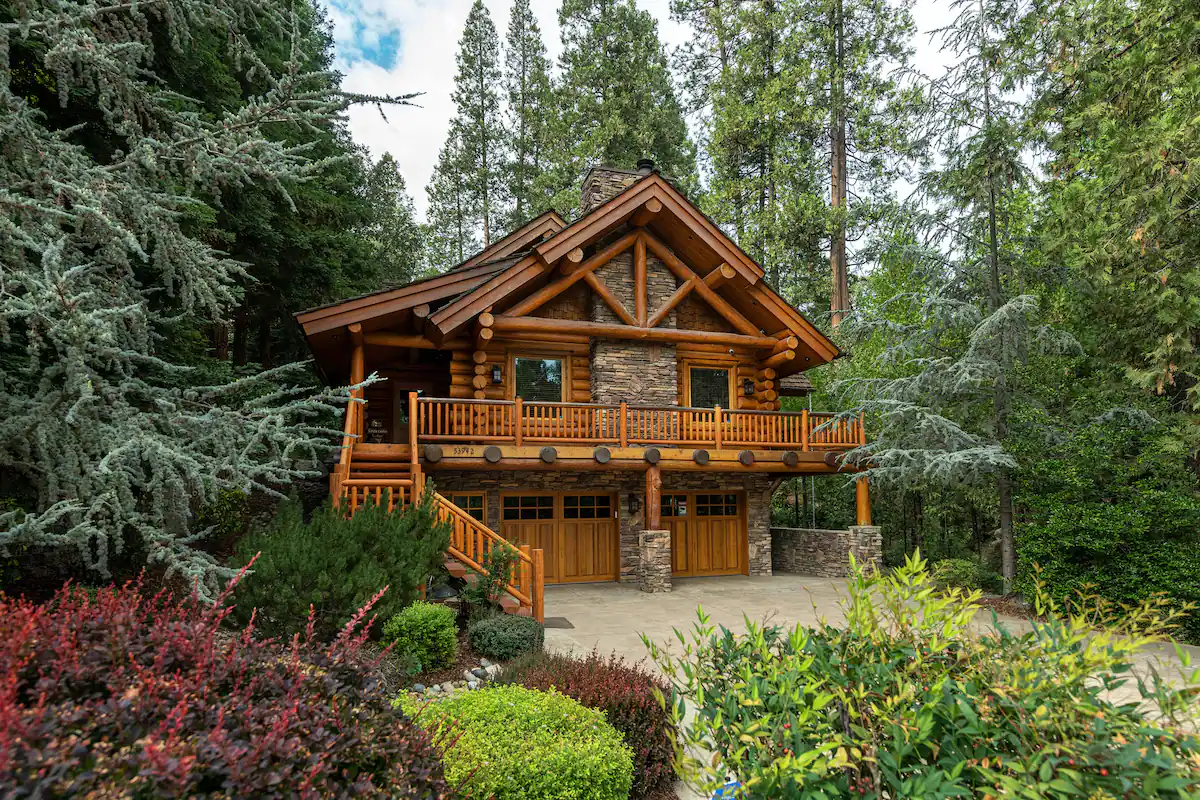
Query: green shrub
xmin=647 ymin=551 xmax=1200 ymax=799
xmin=383 ymin=601 xmax=458 ymax=673
xmin=499 ymin=649 xmax=678 ymax=799
xmin=401 ymin=685 xmax=632 ymax=800
xmin=930 ymin=556 xmax=997 ymax=592
xmin=232 ymin=489 xmax=450 ymax=641
xmin=467 ymin=613 xmax=544 ymax=661
xmin=460 ymin=543 xmax=518 ymax=619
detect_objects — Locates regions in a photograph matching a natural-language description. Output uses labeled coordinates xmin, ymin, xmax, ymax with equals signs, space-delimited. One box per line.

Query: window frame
xmin=508 ymin=352 xmax=569 ymax=403
xmin=501 ymin=492 xmax=557 ymax=521
xmin=563 ymin=493 xmax=615 ymax=520
xmin=681 ymin=358 xmax=738 ymax=409
xmin=447 ymin=491 xmax=486 ymax=523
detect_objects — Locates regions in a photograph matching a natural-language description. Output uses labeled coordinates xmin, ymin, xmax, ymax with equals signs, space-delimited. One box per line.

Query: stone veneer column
xmin=639 ymin=529 xmax=672 ymax=593
xmin=847 ymin=526 xmax=883 ymax=571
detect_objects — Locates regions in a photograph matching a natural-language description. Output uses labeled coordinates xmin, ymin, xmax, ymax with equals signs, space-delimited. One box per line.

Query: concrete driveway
xmin=541 ymin=575 xmax=1198 ymax=799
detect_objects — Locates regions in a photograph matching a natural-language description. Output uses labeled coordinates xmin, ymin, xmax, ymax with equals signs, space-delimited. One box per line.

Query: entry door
xmin=664 ymin=492 xmax=746 ymax=577
xmin=500 ymin=493 xmax=618 ymax=584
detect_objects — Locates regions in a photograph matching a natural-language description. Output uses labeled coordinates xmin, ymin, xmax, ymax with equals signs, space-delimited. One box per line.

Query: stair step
xmin=445 ymin=558 xmax=467 ymax=579
xmin=499 ymin=595 xmax=519 ymax=613
xmin=348 ymin=472 xmax=413 ymax=480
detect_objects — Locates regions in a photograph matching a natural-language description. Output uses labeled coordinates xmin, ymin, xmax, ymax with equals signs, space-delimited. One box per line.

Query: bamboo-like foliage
xmin=0 ymin=0 xmax=407 ymax=596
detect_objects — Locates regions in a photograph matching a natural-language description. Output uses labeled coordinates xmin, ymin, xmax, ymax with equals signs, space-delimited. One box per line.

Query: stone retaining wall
xmin=770 ymin=526 xmax=882 ymax=578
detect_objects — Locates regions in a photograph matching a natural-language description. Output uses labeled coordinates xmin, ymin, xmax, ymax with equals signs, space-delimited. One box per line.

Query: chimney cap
xmin=636 ymin=158 xmax=656 ymax=175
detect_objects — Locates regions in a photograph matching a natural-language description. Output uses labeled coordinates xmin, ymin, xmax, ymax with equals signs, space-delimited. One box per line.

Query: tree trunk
xmin=232 ymin=309 xmax=249 ymax=367
xmin=208 ymin=321 xmax=229 ymax=361
xmin=257 ymin=315 xmax=273 ymax=369
xmin=829 ymin=0 xmax=849 ymax=327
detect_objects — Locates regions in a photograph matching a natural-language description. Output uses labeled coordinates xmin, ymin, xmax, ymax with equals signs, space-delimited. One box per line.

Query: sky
xmin=326 ymin=0 xmax=948 ymax=221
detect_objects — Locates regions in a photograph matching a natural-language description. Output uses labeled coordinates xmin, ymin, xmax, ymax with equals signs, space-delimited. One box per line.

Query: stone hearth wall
xmin=770 ymin=526 xmax=883 ymax=578
xmin=429 ymin=471 xmax=775 ymax=582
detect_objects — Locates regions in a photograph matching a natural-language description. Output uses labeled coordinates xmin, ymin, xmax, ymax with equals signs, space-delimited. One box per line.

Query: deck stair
xmin=330 ymin=397 xmax=544 ymax=621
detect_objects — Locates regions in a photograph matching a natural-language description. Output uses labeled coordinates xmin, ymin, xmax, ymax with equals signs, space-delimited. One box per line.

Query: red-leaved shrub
xmin=499 ymin=649 xmax=678 ymax=799
xmin=0 ymin=570 xmax=451 ymax=798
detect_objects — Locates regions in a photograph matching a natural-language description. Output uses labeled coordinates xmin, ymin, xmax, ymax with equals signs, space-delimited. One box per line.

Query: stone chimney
xmin=579 ymin=159 xmax=655 ymax=215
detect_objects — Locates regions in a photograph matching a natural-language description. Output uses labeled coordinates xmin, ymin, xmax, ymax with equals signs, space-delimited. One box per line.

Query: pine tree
xmin=0 ymin=0 xmax=407 ymax=596
xmin=362 ymin=153 xmax=425 ymax=286
xmin=835 ymin=0 xmax=1076 ymax=590
xmin=450 ymin=0 xmax=506 ymax=246
xmin=549 ymin=0 xmax=698 ymax=213
xmin=502 ymin=0 xmax=555 ymax=230
xmin=426 ymin=129 xmax=479 ymax=269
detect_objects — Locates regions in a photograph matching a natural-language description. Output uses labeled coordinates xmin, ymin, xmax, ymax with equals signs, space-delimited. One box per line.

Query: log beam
xmin=583 ymin=271 xmax=638 ymax=326
xmin=766 ymin=335 xmax=800 ymax=356
xmin=565 ymin=247 xmax=584 ymax=265
xmin=642 ymin=232 xmax=762 ymax=337
xmin=364 ymin=332 xmax=468 ymax=349
xmin=492 ymin=314 xmax=779 ymax=349
xmin=646 ymin=278 xmax=697 ymax=328
xmin=505 ymin=230 xmax=639 ymax=317
xmin=704 ymin=263 xmax=736 ymax=289
xmin=634 ymin=233 xmax=647 ymax=325
xmin=631 ymin=197 xmax=663 ymax=228
xmin=763 ymin=349 xmax=795 ymax=369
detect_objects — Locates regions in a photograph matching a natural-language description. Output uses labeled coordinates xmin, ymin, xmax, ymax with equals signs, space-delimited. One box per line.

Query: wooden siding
xmin=450 ymin=335 xmax=591 ymax=403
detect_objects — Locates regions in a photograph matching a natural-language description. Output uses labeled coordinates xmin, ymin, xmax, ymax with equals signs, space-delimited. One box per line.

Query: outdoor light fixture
xmin=629 ymin=494 xmax=640 ymax=514
xmin=743 ymin=378 xmax=755 ymax=396
xmin=491 ymin=364 xmax=502 ymax=384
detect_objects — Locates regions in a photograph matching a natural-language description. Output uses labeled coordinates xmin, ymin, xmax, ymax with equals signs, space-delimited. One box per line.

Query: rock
xmin=484 ymin=663 xmax=501 ymax=677
xmin=412 ymin=683 xmax=426 ymax=693
xmin=479 ymin=658 xmax=492 ymax=668
xmin=467 ymin=680 xmax=479 ymax=690
xmin=441 ymin=682 xmax=456 ymax=694
xmin=463 ymin=669 xmax=478 ymax=683
xmin=471 ymin=667 xmax=488 ymax=679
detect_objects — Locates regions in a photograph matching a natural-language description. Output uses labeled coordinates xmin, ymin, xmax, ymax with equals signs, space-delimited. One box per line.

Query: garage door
xmin=664 ymin=492 xmax=747 ymax=577
xmin=500 ymin=493 xmax=619 ymax=584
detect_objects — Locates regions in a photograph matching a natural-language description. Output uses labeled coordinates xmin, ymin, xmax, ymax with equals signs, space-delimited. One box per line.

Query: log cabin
xmin=296 ymin=161 xmax=871 ymax=621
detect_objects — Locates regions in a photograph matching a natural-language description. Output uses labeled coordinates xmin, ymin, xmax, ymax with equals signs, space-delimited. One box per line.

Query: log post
xmin=714 ymin=405 xmax=723 ymax=449
xmin=634 ymin=233 xmax=647 ymax=325
xmin=619 ymin=401 xmax=628 ymax=448
xmin=645 ymin=464 xmax=662 ymax=530
xmin=519 ymin=544 xmax=533 ymax=605
xmin=514 ymin=397 xmax=524 ymax=446
xmin=856 ymin=475 xmax=872 ymax=526
xmin=802 ymin=408 xmax=810 ymax=451
xmin=409 ymin=391 xmax=421 ymax=497
xmin=533 ymin=548 xmax=545 ymax=623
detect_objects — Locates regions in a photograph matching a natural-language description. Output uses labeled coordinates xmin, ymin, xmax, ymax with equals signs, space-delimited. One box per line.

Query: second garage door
xmin=500 ymin=493 xmax=619 ymax=584
xmin=664 ymin=492 xmax=747 ymax=577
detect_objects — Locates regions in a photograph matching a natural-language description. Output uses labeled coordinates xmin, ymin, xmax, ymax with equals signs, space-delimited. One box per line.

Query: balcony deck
xmin=412 ymin=397 xmax=863 ymax=456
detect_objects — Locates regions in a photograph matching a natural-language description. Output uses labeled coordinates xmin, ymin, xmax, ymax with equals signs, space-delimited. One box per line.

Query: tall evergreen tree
xmin=502 ymin=0 xmax=555 ymax=230
xmin=447 ymin=0 xmax=506 ymax=246
xmin=836 ymin=0 xmax=1076 ymax=590
xmin=362 ymin=153 xmax=426 ymax=286
xmin=1 ymin=0 xmax=403 ymax=594
xmin=548 ymin=0 xmax=698 ymax=213
xmin=426 ymin=130 xmax=478 ymax=269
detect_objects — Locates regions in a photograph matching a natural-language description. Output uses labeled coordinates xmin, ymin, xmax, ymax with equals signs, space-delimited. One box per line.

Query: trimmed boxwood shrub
xmin=467 ymin=612 xmax=544 ymax=660
xmin=0 ymin=574 xmax=451 ymax=798
xmin=402 ymin=685 xmax=632 ymax=799
xmin=930 ymin=557 xmax=997 ymax=592
xmin=500 ymin=649 xmax=678 ymax=799
xmin=384 ymin=600 xmax=458 ymax=673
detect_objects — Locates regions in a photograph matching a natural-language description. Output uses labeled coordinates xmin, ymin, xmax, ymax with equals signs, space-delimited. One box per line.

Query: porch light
xmin=742 ymin=378 xmax=755 ymax=396
xmin=629 ymin=494 xmax=640 ymax=514
xmin=491 ymin=364 xmax=502 ymax=384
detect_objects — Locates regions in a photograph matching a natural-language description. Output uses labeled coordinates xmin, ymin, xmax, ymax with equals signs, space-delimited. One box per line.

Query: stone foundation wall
xmin=770 ymin=526 xmax=883 ymax=578
xmin=429 ymin=470 xmax=776 ymax=582
xmin=639 ymin=530 xmax=671 ymax=593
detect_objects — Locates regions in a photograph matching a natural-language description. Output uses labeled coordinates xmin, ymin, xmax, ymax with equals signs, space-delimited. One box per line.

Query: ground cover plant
xmin=500 ymin=649 xmax=678 ymax=799
xmin=0 ymin=570 xmax=450 ymax=798
xmin=384 ymin=600 xmax=459 ymax=674
xmin=232 ymin=489 xmax=449 ymax=640
xmin=647 ymin=553 xmax=1200 ymax=799
xmin=467 ymin=612 xmax=545 ymax=661
xmin=401 ymin=684 xmax=633 ymax=800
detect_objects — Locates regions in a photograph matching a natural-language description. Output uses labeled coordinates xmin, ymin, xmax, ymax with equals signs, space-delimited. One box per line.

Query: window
xmin=662 ymin=494 xmax=688 ymax=518
xmin=689 ymin=367 xmax=730 ymax=408
xmin=448 ymin=492 xmax=485 ymax=523
xmin=564 ymin=495 xmax=613 ymax=519
xmin=696 ymin=494 xmax=739 ymax=516
xmin=513 ymin=357 xmax=563 ymax=402
xmin=502 ymin=495 xmax=555 ymax=521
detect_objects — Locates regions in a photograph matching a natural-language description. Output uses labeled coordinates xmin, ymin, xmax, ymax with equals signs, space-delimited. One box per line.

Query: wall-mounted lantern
xmin=742 ymin=378 xmax=755 ymax=396
xmin=629 ymin=494 xmax=640 ymax=514
xmin=491 ymin=364 xmax=503 ymax=384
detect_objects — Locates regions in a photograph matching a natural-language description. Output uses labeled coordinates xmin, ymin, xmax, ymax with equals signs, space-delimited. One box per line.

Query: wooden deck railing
xmin=414 ymin=397 xmax=864 ymax=451
xmin=435 ymin=492 xmax=544 ymax=622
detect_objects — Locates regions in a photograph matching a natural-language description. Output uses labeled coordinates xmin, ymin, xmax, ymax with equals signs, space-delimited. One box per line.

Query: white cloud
xmin=330 ymin=0 xmax=947 ymax=221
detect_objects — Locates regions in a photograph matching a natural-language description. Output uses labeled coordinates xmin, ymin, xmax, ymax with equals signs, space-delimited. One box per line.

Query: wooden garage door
xmin=500 ymin=493 xmax=618 ymax=584
xmin=665 ymin=492 xmax=746 ymax=577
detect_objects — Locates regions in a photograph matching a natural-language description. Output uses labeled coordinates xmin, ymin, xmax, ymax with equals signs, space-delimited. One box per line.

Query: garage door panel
xmin=503 ymin=520 xmax=559 ymax=583
xmin=668 ymin=493 xmax=746 ymax=577
xmin=503 ymin=494 xmax=617 ymax=585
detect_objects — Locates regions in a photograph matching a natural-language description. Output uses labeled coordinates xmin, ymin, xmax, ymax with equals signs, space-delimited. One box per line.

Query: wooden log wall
xmin=449 ymin=335 xmax=591 ymax=403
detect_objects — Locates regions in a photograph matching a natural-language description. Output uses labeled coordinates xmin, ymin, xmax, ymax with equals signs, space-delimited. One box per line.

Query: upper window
xmin=514 ymin=357 xmax=563 ymax=402
xmin=689 ymin=367 xmax=730 ymax=408
xmin=502 ymin=495 xmax=555 ymax=520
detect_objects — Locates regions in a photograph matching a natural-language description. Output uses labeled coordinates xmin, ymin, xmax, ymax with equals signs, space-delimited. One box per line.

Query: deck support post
xmin=645 ymin=464 xmax=662 ymax=530
xmin=855 ymin=474 xmax=872 ymax=526
xmin=409 ymin=391 xmax=422 ymax=499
